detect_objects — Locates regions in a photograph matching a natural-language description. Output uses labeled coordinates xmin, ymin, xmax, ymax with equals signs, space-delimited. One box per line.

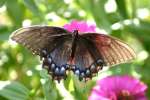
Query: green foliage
xmin=0 ymin=81 xmax=29 ymax=100
xmin=40 ymin=69 xmax=58 ymax=100
xmin=0 ymin=0 xmax=150 ymax=99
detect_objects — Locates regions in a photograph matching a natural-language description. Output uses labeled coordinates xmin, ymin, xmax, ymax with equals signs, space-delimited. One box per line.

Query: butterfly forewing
xmin=10 ymin=26 xmax=71 ymax=56
xmin=82 ymin=33 xmax=136 ymax=66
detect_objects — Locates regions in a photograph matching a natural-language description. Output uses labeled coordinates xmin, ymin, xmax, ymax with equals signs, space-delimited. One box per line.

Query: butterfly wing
xmin=11 ymin=26 xmax=73 ymax=81
xmin=10 ymin=26 xmax=71 ymax=56
xmin=72 ymin=38 xmax=94 ymax=70
xmin=82 ymin=33 xmax=136 ymax=66
xmin=50 ymin=38 xmax=72 ymax=66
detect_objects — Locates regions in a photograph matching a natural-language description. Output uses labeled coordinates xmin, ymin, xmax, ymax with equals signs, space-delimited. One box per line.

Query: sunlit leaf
xmin=0 ymin=81 xmax=30 ymax=100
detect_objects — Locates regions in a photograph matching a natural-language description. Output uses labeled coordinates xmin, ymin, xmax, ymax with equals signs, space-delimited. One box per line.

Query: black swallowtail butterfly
xmin=10 ymin=26 xmax=136 ymax=82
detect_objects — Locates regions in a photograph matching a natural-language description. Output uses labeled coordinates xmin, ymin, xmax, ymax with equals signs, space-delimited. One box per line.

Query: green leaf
xmin=0 ymin=0 xmax=5 ymax=7
xmin=64 ymin=73 xmax=72 ymax=90
xmin=0 ymin=26 xmax=9 ymax=41
xmin=23 ymin=0 xmax=41 ymax=17
xmin=89 ymin=0 xmax=111 ymax=32
xmin=0 ymin=81 xmax=30 ymax=100
xmin=125 ymin=20 xmax=150 ymax=50
xmin=72 ymin=77 xmax=90 ymax=100
xmin=6 ymin=0 xmax=25 ymax=27
xmin=115 ymin=0 xmax=128 ymax=19
xmin=40 ymin=70 xmax=57 ymax=100
xmin=125 ymin=22 xmax=150 ymax=41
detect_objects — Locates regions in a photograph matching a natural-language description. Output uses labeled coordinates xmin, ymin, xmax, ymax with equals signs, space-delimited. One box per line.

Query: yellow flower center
xmin=118 ymin=90 xmax=134 ymax=100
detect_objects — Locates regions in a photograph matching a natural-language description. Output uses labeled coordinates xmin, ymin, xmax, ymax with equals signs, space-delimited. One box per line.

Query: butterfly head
xmin=72 ymin=30 xmax=79 ymax=37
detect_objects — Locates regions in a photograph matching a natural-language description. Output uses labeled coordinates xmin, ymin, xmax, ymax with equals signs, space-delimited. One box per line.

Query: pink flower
xmin=63 ymin=20 xmax=96 ymax=33
xmin=89 ymin=75 xmax=148 ymax=100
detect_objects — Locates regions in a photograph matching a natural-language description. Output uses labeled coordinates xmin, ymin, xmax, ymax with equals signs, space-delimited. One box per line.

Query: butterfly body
xmin=10 ymin=26 xmax=136 ymax=82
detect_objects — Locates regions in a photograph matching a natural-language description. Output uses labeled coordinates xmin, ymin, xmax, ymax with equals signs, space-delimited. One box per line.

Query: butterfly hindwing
xmin=70 ymin=37 xmax=105 ymax=81
xmin=82 ymin=33 xmax=136 ymax=66
xmin=50 ymin=38 xmax=72 ymax=66
xmin=73 ymin=38 xmax=94 ymax=70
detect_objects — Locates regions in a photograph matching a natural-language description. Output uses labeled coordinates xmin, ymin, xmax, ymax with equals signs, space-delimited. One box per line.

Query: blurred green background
xmin=0 ymin=0 xmax=150 ymax=100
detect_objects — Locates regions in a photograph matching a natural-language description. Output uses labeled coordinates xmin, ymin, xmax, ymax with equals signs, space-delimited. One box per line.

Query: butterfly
xmin=10 ymin=26 xmax=136 ymax=82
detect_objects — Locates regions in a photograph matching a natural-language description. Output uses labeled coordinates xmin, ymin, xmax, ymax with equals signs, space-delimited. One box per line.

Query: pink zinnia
xmin=89 ymin=75 xmax=147 ymax=100
xmin=63 ymin=20 xmax=96 ymax=33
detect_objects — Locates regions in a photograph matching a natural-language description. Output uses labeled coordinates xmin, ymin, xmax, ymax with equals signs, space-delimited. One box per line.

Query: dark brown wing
xmin=72 ymin=37 xmax=105 ymax=69
xmin=82 ymin=33 xmax=136 ymax=66
xmin=72 ymin=38 xmax=95 ymax=70
xmin=70 ymin=37 xmax=105 ymax=81
xmin=10 ymin=26 xmax=71 ymax=56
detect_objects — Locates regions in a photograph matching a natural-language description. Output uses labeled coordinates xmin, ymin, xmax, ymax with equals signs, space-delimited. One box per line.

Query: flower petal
xmin=89 ymin=75 xmax=148 ymax=100
xmin=63 ymin=20 xmax=96 ymax=33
